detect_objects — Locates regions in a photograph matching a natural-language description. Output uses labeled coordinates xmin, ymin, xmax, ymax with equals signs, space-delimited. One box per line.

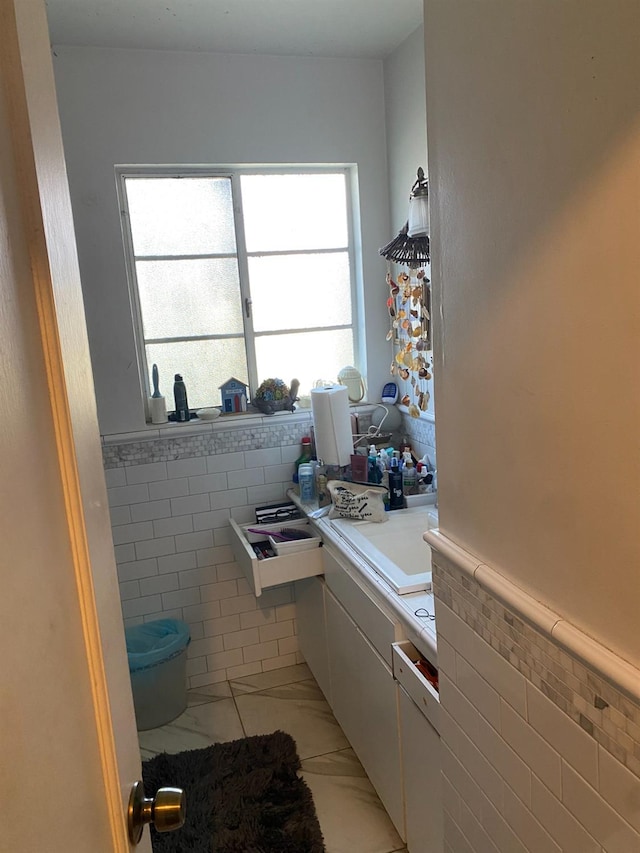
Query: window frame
xmin=116 ymin=164 xmax=361 ymax=413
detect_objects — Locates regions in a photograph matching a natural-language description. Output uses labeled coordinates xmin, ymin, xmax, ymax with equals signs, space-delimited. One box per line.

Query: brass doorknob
xmin=128 ymin=780 xmax=186 ymax=844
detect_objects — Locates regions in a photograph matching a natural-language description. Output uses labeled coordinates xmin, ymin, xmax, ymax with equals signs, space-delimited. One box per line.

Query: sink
xmin=329 ymin=506 xmax=436 ymax=594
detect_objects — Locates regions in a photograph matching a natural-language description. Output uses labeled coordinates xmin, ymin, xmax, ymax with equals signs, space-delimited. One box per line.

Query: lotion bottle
xmin=173 ymin=374 xmax=190 ymax=422
xmin=388 ymin=457 xmax=404 ymax=510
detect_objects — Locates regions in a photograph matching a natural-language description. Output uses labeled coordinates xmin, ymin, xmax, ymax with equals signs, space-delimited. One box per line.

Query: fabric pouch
xmin=327 ymin=480 xmax=388 ymax=523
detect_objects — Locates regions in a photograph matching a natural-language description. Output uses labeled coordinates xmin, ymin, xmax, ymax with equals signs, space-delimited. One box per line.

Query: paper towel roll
xmin=311 ymin=385 xmax=353 ymax=466
xmin=149 ymin=396 xmax=168 ymax=424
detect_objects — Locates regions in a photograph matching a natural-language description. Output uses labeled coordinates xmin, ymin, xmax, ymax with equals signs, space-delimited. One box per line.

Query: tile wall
xmin=104 ymin=409 xmax=374 ymax=689
xmin=433 ymin=552 xmax=640 ymax=853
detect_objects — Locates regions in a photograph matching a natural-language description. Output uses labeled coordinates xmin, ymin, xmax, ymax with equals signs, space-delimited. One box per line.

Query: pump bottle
xmin=388 ymin=457 xmax=404 ymax=510
xmin=173 ymin=374 xmax=190 ymax=422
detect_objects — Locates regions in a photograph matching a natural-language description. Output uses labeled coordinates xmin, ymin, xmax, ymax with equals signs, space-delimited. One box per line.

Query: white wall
xmin=424 ymin=0 xmax=640 ymax=665
xmin=52 ymin=46 xmax=391 ymax=435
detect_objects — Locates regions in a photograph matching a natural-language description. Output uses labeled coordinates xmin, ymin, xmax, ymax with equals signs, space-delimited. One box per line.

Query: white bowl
xmin=196 ymin=407 xmax=221 ymax=421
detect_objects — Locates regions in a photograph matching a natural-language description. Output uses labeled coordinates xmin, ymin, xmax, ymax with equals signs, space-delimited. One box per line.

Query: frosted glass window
xmin=125 ymin=177 xmax=236 ymax=256
xmin=248 ymin=252 xmax=351 ymax=332
xmin=255 ymin=329 xmax=354 ymax=393
xmin=241 ymin=173 xmax=348 ymax=252
xmin=136 ymin=258 xmax=243 ymax=339
xmin=145 ymin=339 xmax=248 ymax=411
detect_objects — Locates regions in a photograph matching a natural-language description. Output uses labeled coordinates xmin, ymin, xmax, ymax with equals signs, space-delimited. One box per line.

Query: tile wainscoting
xmin=430 ymin=544 xmax=640 ymax=853
xmin=103 ymin=409 xmax=375 ymax=689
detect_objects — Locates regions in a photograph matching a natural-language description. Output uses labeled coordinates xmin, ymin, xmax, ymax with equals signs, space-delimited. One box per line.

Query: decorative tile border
xmin=433 ymin=551 xmax=640 ymax=777
xmin=400 ymin=410 xmax=436 ymax=457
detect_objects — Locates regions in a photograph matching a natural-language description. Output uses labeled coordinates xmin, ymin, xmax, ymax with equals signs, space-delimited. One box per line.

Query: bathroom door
xmin=0 ymin=2 xmax=150 ymax=851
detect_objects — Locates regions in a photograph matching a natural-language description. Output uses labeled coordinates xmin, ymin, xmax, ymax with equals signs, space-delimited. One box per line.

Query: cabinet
xmin=295 ymin=576 xmax=332 ymax=704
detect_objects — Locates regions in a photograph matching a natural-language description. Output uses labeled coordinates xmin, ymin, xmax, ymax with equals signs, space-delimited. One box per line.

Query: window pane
xmin=255 ymin=329 xmax=354 ymax=397
xmin=249 ymin=252 xmax=351 ymax=332
xmin=136 ymin=258 xmax=243 ymax=339
xmin=146 ymin=339 xmax=248 ymax=410
xmin=125 ymin=177 xmax=237 ymax=256
xmin=241 ymin=173 xmax=348 ymax=252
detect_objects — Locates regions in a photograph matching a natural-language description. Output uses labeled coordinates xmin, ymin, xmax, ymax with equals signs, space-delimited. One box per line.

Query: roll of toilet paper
xmin=149 ymin=396 xmax=168 ymax=424
xmin=311 ymin=385 xmax=353 ymax=467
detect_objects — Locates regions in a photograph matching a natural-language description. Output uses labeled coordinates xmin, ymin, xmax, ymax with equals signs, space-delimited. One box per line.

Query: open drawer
xmin=392 ymin=640 xmax=440 ymax=730
xmin=229 ymin=518 xmax=323 ymax=597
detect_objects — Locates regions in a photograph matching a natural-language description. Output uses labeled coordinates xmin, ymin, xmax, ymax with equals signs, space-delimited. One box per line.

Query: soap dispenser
xmin=388 ymin=457 xmax=404 ymax=510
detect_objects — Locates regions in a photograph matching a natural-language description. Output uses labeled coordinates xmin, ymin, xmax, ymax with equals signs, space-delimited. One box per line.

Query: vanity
xmin=296 ymin=506 xmax=443 ymax=853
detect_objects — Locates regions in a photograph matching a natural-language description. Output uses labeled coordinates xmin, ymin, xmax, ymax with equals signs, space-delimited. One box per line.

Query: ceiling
xmin=45 ymin=0 xmax=423 ymax=59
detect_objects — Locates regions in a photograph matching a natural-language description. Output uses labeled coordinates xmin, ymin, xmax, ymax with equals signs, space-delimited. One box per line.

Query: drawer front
xmin=392 ymin=640 xmax=440 ymax=730
xmin=229 ymin=518 xmax=323 ymax=597
xmin=323 ymin=544 xmax=398 ymax=666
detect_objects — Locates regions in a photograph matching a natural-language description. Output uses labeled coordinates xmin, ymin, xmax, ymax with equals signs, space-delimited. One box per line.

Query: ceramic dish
xmin=196 ymin=407 xmax=221 ymax=421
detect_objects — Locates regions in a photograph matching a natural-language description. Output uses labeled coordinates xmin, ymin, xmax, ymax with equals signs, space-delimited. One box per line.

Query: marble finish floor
xmin=139 ymin=663 xmax=407 ymax=853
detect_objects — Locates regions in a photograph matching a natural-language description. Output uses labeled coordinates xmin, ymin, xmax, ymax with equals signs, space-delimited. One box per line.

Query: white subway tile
xmin=502 ymin=785 xmax=561 ymax=853
xmin=243 ymin=640 xmax=279 ymax=663
xmin=153 ymin=515 xmax=194 ymax=538
xmin=186 ymin=656 xmax=208 ymax=678
xmin=482 ymin=795 xmax=529 ymax=853
xmin=166 ymin=457 xmax=207 ymax=479
xmin=230 ymin=505 xmax=255 ymax=524
xmin=135 ymin=536 xmax=175 ymax=560
xmin=117 ymin=558 xmax=158 ymax=583
xmin=527 ymin=681 xmax=598 ymax=787
xmin=458 ymin=800 xmax=501 ymax=853
xmin=187 ymin=622 xmax=204 ymax=642
xmin=256 ymin=586 xmax=293 ymax=608
xmin=125 ymin=461 xmax=167 ymax=485
xmin=192 ymin=509 xmax=230 ymax=531
xmin=206 ymin=648 xmax=244 ymax=671
xmin=124 ymin=616 xmax=144 ymax=628
xmin=598 ymin=746 xmax=640 ymax=834
xmin=562 ymin=761 xmax=640 ymax=853
xmin=130 ymin=500 xmax=172 ymax=523
xmin=531 ymin=775 xmax=600 ymax=853
xmin=178 ymin=566 xmax=217 ymax=589
xmin=275 ymin=602 xmax=297 ymax=622
xmin=220 ymin=593 xmax=258 ymax=616
xmin=195 ymin=545 xmax=234 ymax=567
xmin=203 ymin=614 xmax=241 ymax=637
xmin=260 ymin=621 xmax=295 ymax=643
xmin=112 ymin=521 xmax=154 ymax=546
xmin=456 ymin=655 xmax=501 ymax=730
xmin=200 ymin=579 xmax=238 ymax=602
xmin=108 ymin=483 xmax=149 ymax=507
xmin=262 ymin=654 xmax=298 ymax=672
xmin=227 ymin=468 xmax=265 ymax=490
xmin=440 ymin=673 xmax=482 ymax=742
xmin=206 ymin=451 xmax=245 ymax=473
xmin=501 ymin=699 xmax=562 ymax=797
xmin=247 ymin=483 xmax=287 ymax=504
xmin=139 ymin=573 xmax=179 ymax=597
xmin=114 ymin=543 xmax=136 ymax=563
xmin=264 ymin=463 xmax=295 ymax=485
xmin=236 ymin=578 xmax=252 ymax=596
xmin=170 ymin=493 xmax=210 ymax=517
xmin=119 ymin=580 xmax=140 ymax=601
xmin=226 ymin=661 xmax=263 ymax=680
xmin=244 ymin=447 xmax=282 ymax=467
xmin=278 ymin=635 xmax=300 ymax=656
xmin=442 ymin=811 xmax=474 ymax=853
xmin=182 ymin=600 xmax=221 ymax=623
xmin=104 ymin=467 xmax=126 ymax=488
xmin=188 ymin=635 xmax=225 ymax=659
xmin=476 ymin=713 xmax=531 ymax=806
xmin=157 ymin=551 xmax=197 ymax=575
xmin=216 ymin=561 xmax=244 ymax=582
xmin=436 ymin=635 xmax=456 ymax=678
xmin=174 ymin=530 xmax=213 ymax=553
xmin=442 ymin=743 xmax=485 ymax=821
xmin=439 ymin=707 xmax=461 ymax=757
xmin=144 ymin=606 xmax=184 ymax=623
xmin=189 ymin=670 xmax=228 ymax=689
xmin=209 ymin=488 xmax=248 ymax=510
xmin=223 ymin=627 xmax=260 ymax=650
xmin=148 ymin=478 xmax=189 ymax=501
xmin=121 ymin=594 xmax=163 ymax=619
xmin=240 ymin=608 xmax=276 ymax=629
xmin=280 ymin=443 xmax=302 ymax=464
xmin=109 ymin=505 xmax=131 ymax=526
xmin=162 ymin=587 xmax=201 ymax=610
xmin=442 ymin=774 xmax=462 ymax=825
xmin=188 ymin=472 xmax=228 ymax=495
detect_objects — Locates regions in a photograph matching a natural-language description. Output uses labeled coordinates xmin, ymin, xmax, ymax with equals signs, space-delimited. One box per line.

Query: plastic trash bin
xmin=125 ymin=619 xmax=191 ymax=731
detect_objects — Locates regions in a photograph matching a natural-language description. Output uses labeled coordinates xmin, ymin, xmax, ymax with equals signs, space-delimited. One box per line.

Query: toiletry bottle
xmin=298 ymin=463 xmax=315 ymax=502
xmin=368 ymin=444 xmax=382 ymax=484
xmin=402 ymin=451 xmax=417 ymax=495
xmin=315 ymin=459 xmax=330 ymax=507
xmin=388 ymin=457 xmax=404 ymax=510
xmin=293 ymin=436 xmax=313 ymax=483
xmin=173 ymin=374 xmax=190 ymax=422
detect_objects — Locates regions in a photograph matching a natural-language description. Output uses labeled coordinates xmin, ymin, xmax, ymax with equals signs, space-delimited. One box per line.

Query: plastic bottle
xmin=402 ymin=451 xmax=417 ymax=495
xmin=368 ymin=444 xmax=382 ymax=484
xmin=298 ymin=463 xmax=315 ymax=502
xmin=293 ymin=436 xmax=313 ymax=483
xmin=173 ymin=374 xmax=190 ymax=422
xmin=388 ymin=457 xmax=404 ymax=510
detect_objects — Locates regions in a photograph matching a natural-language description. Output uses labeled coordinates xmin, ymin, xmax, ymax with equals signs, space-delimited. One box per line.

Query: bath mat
xmin=142 ymin=730 xmax=325 ymax=853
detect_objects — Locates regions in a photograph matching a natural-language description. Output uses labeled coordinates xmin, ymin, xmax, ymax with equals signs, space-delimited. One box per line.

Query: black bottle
xmin=173 ymin=374 xmax=190 ymax=422
xmin=388 ymin=457 xmax=404 ymax=510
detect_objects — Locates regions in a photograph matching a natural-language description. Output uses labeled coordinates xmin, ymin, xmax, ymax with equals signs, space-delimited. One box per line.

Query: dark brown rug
xmin=142 ymin=730 xmax=326 ymax=853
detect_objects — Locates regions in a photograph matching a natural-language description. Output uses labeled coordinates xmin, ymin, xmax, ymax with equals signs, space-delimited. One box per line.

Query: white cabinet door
xmin=295 ymin=577 xmax=332 ymax=703
xmin=399 ymin=687 xmax=443 ymax=853
xmin=325 ymin=589 xmax=405 ymax=839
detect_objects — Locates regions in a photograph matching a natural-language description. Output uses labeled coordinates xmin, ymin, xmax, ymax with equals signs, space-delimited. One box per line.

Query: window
xmin=117 ymin=167 xmax=359 ymax=411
